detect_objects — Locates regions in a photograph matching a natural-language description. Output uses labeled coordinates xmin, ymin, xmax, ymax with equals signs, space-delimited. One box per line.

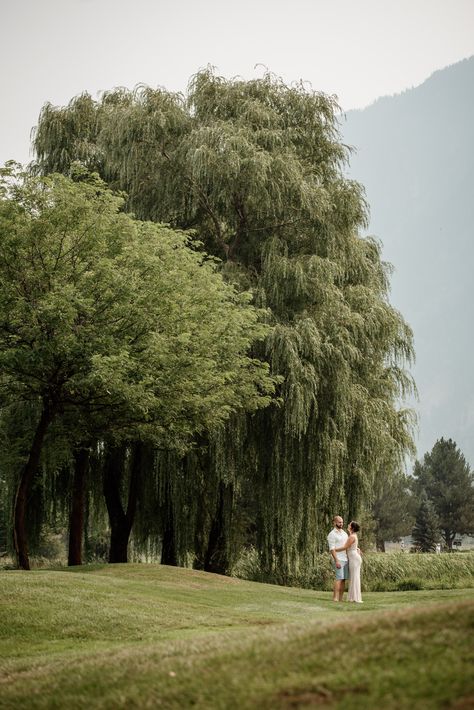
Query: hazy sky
xmin=2 ymin=0 xmax=474 ymax=166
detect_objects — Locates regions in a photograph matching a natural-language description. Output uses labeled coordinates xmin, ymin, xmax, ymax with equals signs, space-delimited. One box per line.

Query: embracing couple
xmin=327 ymin=515 xmax=363 ymax=603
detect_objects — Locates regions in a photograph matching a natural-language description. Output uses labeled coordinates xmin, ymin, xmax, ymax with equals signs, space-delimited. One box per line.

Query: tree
xmin=371 ymin=470 xmax=417 ymax=551
xmin=0 ymin=165 xmax=276 ymax=569
xmin=32 ymin=70 xmax=416 ymax=575
xmin=411 ymin=494 xmax=441 ymax=552
xmin=412 ymin=438 xmax=474 ymax=551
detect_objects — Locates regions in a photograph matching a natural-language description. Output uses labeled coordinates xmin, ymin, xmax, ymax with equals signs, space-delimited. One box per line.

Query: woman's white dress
xmin=347 ymin=538 xmax=363 ymax=602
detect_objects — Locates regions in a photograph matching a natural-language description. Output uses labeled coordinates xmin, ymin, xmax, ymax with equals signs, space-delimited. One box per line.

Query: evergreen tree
xmin=371 ymin=470 xmax=416 ymax=551
xmin=32 ymin=70 xmax=416 ymax=574
xmin=412 ymin=438 xmax=474 ymax=550
xmin=411 ymin=494 xmax=441 ymax=552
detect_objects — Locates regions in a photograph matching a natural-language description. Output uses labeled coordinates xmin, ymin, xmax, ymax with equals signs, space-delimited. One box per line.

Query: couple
xmin=327 ymin=515 xmax=363 ymax=603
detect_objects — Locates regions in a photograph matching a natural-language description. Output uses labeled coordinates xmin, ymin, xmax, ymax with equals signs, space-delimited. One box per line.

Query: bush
xmin=396 ymin=578 xmax=424 ymax=591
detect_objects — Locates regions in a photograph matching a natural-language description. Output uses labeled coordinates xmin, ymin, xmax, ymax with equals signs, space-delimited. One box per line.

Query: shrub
xmin=396 ymin=578 xmax=424 ymax=591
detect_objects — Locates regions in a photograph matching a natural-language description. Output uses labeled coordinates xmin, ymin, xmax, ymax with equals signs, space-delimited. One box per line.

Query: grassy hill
xmin=1 ymin=564 xmax=473 ymax=708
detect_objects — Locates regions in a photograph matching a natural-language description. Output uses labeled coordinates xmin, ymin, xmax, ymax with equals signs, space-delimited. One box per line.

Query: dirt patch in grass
xmin=278 ymin=686 xmax=333 ymax=707
xmin=450 ymin=696 xmax=474 ymax=709
xmin=277 ymin=682 xmax=369 ymax=708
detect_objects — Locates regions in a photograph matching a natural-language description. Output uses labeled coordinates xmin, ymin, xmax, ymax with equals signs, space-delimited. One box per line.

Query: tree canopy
xmin=29 ymin=69 xmax=416 ymax=573
xmin=0 ymin=164 xmax=275 ymax=568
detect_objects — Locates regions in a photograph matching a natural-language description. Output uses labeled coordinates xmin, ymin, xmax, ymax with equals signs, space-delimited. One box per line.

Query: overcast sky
xmin=2 ymin=0 xmax=474 ymax=166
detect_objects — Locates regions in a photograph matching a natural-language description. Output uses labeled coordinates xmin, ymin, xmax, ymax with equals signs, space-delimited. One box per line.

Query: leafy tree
xmin=412 ymin=438 xmax=474 ymax=550
xmin=32 ymin=70 xmax=416 ymax=575
xmin=371 ymin=470 xmax=417 ymax=551
xmin=411 ymin=494 xmax=441 ymax=552
xmin=0 ymin=165 xmax=275 ymax=569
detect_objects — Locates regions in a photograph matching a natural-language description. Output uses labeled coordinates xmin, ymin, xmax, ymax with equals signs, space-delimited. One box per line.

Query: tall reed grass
xmin=232 ymin=547 xmax=474 ymax=591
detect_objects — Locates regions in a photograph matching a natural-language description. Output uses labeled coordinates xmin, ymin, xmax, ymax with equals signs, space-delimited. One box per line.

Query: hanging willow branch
xmin=31 ymin=68 xmax=416 ymax=575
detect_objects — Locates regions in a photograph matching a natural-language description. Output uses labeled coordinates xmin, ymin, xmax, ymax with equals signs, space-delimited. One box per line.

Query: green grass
xmin=1 ymin=564 xmax=473 ymax=709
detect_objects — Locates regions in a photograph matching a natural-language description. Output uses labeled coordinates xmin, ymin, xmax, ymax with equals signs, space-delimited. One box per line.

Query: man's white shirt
xmin=327 ymin=528 xmax=348 ymax=563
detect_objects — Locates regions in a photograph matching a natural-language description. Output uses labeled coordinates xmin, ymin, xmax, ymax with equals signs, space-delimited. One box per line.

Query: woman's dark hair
xmin=349 ymin=521 xmax=360 ymax=533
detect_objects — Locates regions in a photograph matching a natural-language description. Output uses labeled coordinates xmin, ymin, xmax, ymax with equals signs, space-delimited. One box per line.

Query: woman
xmin=335 ymin=521 xmax=363 ymax=603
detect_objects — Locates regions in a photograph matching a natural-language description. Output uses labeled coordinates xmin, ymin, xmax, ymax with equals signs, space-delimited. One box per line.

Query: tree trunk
xmin=103 ymin=442 xmax=142 ymax=563
xmin=375 ymin=537 xmax=386 ymax=552
xmin=444 ymin=529 xmax=455 ymax=551
xmin=83 ymin=488 xmax=92 ymax=563
xmin=204 ymin=480 xmax=234 ymax=575
xmin=192 ymin=499 xmax=207 ymax=570
xmin=192 ymin=439 xmax=211 ymax=570
xmin=161 ymin=475 xmax=178 ymax=566
xmin=68 ymin=447 xmax=89 ymax=566
xmin=13 ymin=402 xmax=54 ymax=570
xmin=161 ymin=509 xmax=178 ymax=566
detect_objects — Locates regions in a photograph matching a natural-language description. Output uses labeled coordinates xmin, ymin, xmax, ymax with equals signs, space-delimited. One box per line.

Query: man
xmin=327 ymin=515 xmax=349 ymax=601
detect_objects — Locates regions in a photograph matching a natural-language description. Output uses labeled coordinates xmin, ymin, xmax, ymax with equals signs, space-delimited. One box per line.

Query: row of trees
xmin=1 ymin=70 xmax=417 ymax=573
xmin=411 ymin=438 xmax=474 ymax=552
xmin=0 ymin=165 xmax=277 ymax=569
xmin=370 ymin=437 xmax=474 ymax=552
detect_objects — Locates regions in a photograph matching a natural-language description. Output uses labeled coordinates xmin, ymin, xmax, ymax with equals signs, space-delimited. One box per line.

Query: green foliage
xmin=0 ymin=165 xmax=277 ymax=564
xmin=413 ymin=438 xmax=474 ymax=550
xmin=411 ymin=495 xmax=441 ymax=552
xmin=31 ymin=69 xmax=416 ymax=574
xmin=0 ymin=165 xmax=275 ymax=441
xmin=371 ymin=469 xmax=417 ymax=550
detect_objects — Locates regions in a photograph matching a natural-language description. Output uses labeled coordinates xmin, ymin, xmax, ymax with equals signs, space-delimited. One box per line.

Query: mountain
xmin=341 ymin=56 xmax=474 ymax=465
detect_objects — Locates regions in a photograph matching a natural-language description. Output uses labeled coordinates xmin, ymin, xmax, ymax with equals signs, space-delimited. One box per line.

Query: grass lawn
xmin=1 ymin=564 xmax=473 ymax=708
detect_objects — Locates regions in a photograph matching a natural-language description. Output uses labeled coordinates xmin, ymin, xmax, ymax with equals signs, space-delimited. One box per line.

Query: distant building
xmin=384 ymin=535 xmax=474 ymax=552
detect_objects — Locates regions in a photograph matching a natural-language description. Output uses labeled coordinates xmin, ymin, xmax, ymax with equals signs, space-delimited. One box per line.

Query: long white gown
xmin=347 ymin=537 xmax=363 ymax=602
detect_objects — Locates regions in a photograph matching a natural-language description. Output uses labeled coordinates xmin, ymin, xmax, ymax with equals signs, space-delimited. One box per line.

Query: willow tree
xmin=32 ymin=69 xmax=415 ymax=574
xmin=0 ymin=165 xmax=275 ymax=569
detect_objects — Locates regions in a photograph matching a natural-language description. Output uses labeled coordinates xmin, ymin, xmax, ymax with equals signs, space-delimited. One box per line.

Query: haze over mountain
xmin=341 ymin=56 xmax=474 ymax=466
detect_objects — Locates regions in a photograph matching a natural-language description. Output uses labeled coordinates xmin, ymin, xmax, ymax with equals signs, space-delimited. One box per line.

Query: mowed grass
xmin=1 ymin=564 xmax=473 ymax=709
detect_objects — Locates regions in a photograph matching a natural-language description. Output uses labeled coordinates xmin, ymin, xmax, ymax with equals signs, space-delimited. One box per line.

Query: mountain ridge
xmin=341 ymin=56 xmax=474 ymax=464
xmin=345 ymin=55 xmax=474 ymax=116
